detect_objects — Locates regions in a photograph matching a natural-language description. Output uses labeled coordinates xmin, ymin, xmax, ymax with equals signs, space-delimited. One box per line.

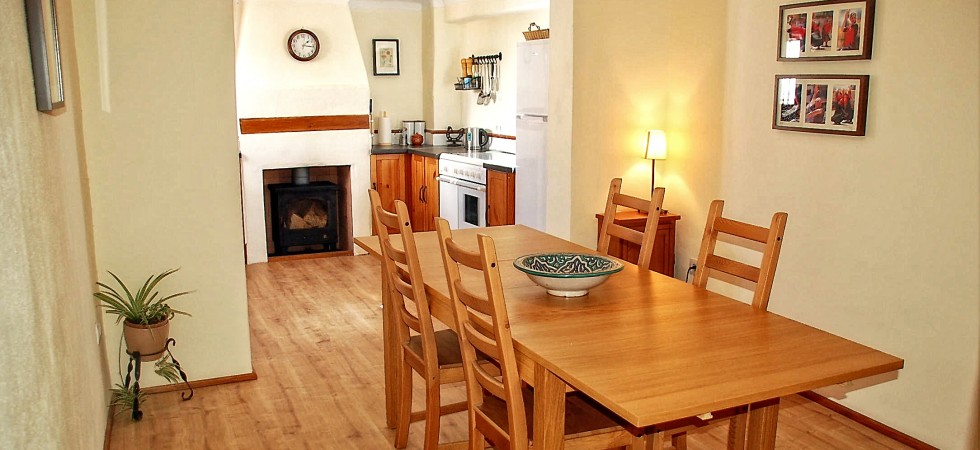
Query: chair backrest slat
xmin=613 ymin=192 xmax=651 ymax=212
xmin=607 ymin=224 xmax=645 ymax=246
xmin=704 ymin=254 xmax=761 ymax=282
xmin=693 ymin=199 xmax=788 ymax=311
xmin=597 ymin=178 xmax=665 ymax=272
xmin=714 ymin=217 xmax=770 ymax=243
xmin=436 ymin=218 xmax=529 ymax=449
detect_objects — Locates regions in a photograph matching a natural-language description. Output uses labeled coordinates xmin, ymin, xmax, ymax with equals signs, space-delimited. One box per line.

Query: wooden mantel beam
xmin=239 ymin=114 xmax=370 ymax=134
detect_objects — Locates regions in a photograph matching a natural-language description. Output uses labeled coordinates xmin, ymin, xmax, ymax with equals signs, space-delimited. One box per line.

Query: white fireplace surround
xmin=236 ymin=0 xmax=371 ymax=263
xmin=239 ymin=131 xmax=370 ymax=264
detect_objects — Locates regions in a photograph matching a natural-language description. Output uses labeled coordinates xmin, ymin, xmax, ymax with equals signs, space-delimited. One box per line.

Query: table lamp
xmin=644 ymin=130 xmax=667 ymax=194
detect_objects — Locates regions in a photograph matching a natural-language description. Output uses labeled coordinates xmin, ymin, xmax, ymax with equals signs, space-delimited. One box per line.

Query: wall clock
xmin=287 ymin=29 xmax=319 ymax=62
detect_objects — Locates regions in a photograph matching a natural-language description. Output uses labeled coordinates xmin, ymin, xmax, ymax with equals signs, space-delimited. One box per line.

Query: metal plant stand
xmin=122 ymin=338 xmax=194 ymax=421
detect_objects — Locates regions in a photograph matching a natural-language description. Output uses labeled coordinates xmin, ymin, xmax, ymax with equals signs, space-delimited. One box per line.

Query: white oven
xmin=438 ymin=150 xmax=516 ymax=229
xmin=438 ymin=176 xmax=486 ymax=229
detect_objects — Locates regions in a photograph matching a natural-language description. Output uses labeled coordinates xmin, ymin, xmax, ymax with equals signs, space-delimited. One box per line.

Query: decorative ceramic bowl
xmin=513 ymin=252 xmax=624 ymax=297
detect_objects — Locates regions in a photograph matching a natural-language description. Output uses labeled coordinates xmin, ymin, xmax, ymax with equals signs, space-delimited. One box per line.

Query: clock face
xmin=287 ymin=29 xmax=319 ymax=61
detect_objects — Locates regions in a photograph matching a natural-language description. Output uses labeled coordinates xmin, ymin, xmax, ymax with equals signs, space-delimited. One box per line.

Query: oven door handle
xmin=437 ymin=176 xmax=487 ymax=192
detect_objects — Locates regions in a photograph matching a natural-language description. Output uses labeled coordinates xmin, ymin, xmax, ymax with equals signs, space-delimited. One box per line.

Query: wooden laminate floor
xmin=108 ymin=256 xmax=913 ymax=449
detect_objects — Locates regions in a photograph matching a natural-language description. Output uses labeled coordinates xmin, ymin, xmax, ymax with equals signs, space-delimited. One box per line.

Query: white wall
xmin=236 ymin=0 xmax=372 ymax=264
xmin=351 ymin=1 xmax=424 ymax=130
xmin=545 ymin=0 xmax=573 ymax=239
xmin=236 ymin=0 xmax=370 ymax=118
xmin=720 ymin=1 xmax=978 ymax=448
xmin=456 ymin=9 xmax=548 ymax=143
xmin=73 ymin=0 xmax=253 ymax=385
xmin=1 ymin=0 xmax=107 ymax=448
xmin=567 ymin=0 xmax=979 ymax=448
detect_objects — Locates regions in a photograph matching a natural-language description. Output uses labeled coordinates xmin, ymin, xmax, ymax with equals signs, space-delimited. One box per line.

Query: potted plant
xmin=94 ymin=268 xmax=191 ymax=361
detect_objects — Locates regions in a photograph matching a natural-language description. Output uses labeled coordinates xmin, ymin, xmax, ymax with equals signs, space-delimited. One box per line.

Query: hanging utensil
xmin=480 ymin=61 xmax=489 ymax=105
xmin=478 ymin=61 xmax=488 ymax=105
xmin=490 ymin=60 xmax=498 ymax=103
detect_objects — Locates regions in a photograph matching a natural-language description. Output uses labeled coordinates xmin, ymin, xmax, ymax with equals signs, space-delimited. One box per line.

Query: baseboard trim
xmin=141 ymin=371 xmax=258 ymax=395
xmin=799 ymin=391 xmax=938 ymax=450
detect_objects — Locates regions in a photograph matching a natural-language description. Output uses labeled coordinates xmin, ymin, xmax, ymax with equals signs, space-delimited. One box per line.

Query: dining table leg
xmin=381 ymin=267 xmax=398 ymax=429
xmin=726 ymin=407 xmax=748 ymax=450
xmin=533 ymin=363 xmax=566 ymax=449
xmin=745 ymin=398 xmax=780 ymax=450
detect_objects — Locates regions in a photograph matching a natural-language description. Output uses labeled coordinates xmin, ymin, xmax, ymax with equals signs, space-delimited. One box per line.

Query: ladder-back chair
xmin=435 ymin=217 xmax=659 ymax=450
xmin=672 ymin=199 xmax=788 ymax=449
xmin=597 ymin=178 xmax=666 ymax=272
xmin=368 ymin=190 xmax=467 ymax=450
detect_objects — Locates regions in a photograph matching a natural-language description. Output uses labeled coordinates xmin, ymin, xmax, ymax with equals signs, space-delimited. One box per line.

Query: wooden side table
xmin=595 ymin=211 xmax=680 ymax=277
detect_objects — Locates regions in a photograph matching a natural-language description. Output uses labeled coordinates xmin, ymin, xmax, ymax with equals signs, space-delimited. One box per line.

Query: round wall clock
xmin=287 ymin=29 xmax=319 ymax=62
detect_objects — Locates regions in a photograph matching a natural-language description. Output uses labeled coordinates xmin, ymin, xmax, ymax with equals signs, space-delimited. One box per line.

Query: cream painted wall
xmin=0 ymin=0 xmax=107 ymax=448
xmin=457 ymin=9 xmax=548 ymax=144
xmin=422 ymin=5 xmax=464 ymax=129
xmin=545 ymin=0 xmax=572 ymax=239
xmin=72 ymin=1 xmax=253 ymax=385
xmin=719 ymin=1 xmax=979 ymax=448
xmin=569 ymin=0 xmax=979 ymax=448
xmin=570 ymin=0 xmax=677 ymax=245
xmin=351 ymin=2 xmax=424 ymax=130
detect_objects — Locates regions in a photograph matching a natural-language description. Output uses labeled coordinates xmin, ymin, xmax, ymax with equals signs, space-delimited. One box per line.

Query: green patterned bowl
xmin=513 ymin=252 xmax=624 ymax=297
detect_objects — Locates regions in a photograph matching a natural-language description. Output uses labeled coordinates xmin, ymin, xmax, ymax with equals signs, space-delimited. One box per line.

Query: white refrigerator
xmin=515 ymin=40 xmax=550 ymax=231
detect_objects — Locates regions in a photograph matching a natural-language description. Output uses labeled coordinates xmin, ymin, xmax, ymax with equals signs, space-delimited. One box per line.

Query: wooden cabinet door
xmin=423 ymin=155 xmax=440 ymax=231
xmin=409 ymin=154 xmax=427 ymax=230
xmin=370 ymin=154 xmax=407 ymax=213
xmin=407 ymin=154 xmax=441 ymax=231
xmin=486 ymin=169 xmax=515 ymax=226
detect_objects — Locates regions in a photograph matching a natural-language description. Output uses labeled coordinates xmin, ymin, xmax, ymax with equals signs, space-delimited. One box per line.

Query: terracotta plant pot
xmin=123 ymin=318 xmax=170 ymax=361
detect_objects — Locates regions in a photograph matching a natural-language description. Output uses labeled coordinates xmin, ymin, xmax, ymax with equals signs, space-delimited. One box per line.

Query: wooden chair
xmin=669 ymin=199 xmax=788 ymax=449
xmin=368 ymin=190 xmax=468 ymax=450
xmin=435 ymin=217 xmax=661 ymax=450
xmin=597 ymin=178 xmax=666 ymax=271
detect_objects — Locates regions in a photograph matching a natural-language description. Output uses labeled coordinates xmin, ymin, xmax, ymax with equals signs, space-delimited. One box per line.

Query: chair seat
xmin=405 ymin=328 xmax=465 ymax=369
xmin=479 ymin=386 xmax=629 ymax=437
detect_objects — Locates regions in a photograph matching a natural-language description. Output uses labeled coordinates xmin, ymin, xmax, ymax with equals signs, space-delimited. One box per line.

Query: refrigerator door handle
xmin=516 ymin=113 xmax=548 ymax=122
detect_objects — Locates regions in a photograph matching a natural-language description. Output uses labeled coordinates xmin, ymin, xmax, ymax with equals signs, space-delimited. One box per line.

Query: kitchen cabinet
xmin=595 ymin=211 xmax=680 ymax=277
xmin=486 ymin=169 xmax=515 ymax=226
xmin=370 ymin=154 xmax=408 ymax=214
xmin=409 ymin=154 xmax=440 ymax=232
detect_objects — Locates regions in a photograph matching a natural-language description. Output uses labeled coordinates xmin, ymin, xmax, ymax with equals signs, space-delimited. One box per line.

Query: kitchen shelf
xmin=454 ymin=76 xmax=482 ymax=91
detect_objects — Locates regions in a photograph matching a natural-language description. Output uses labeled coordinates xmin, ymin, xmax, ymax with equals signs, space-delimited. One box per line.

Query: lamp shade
xmin=645 ymin=130 xmax=667 ymax=160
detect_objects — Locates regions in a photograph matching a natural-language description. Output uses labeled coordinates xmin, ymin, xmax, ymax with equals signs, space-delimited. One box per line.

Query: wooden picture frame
xmin=772 ymin=74 xmax=869 ymax=136
xmin=777 ymin=0 xmax=875 ymax=61
xmin=24 ymin=0 xmax=65 ymax=112
xmin=372 ymin=39 xmax=400 ymax=76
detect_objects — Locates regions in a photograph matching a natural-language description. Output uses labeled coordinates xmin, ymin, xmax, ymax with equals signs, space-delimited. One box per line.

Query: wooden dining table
xmin=354 ymin=225 xmax=903 ymax=449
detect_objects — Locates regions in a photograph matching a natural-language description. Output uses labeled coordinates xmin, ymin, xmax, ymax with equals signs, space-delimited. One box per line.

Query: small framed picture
xmin=25 ymin=0 xmax=65 ymax=112
xmin=777 ymin=0 xmax=875 ymax=61
xmin=773 ymin=74 xmax=869 ymax=136
xmin=372 ymin=39 xmax=400 ymax=76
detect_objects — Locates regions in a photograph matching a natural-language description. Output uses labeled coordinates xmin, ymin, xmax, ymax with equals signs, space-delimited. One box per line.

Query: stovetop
xmin=440 ymin=150 xmax=516 ymax=168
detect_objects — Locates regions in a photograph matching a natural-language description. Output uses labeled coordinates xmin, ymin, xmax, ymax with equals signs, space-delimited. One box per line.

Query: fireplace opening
xmin=263 ymin=166 xmax=352 ymax=257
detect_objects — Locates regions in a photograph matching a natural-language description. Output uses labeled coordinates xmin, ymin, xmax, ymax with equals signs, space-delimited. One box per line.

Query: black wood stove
xmin=267 ymin=181 xmax=340 ymax=255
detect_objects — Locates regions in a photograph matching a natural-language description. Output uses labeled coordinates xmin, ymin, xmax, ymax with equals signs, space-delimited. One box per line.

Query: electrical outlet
xmin=688 ymin=258 xmax=698 ymax=270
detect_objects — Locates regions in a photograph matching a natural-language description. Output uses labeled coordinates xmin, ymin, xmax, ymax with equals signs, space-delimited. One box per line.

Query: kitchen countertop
xmin=371 ymin=145 xmax=516 ymax=173
xmin=370 ymin=144 xmax=463 ymax=158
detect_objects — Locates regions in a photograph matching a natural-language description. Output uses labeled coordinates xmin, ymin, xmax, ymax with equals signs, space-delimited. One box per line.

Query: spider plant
xmin=95 ymin=268 xmax=192 ymax=325
xmin=109 ymin=383 xmax=147 ymax=417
